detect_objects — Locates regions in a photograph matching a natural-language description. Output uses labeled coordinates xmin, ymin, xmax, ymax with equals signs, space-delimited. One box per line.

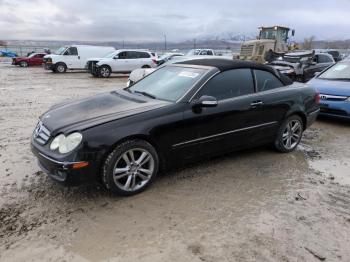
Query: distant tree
xmin=303 ymin=36 xmax=316 ymax=50
xmin=0 ymin=40 xmax=7 ymax=47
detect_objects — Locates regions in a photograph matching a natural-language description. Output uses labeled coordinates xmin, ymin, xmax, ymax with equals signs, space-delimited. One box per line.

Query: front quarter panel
xmin=80 ymin=103 xmax=186 ymax=169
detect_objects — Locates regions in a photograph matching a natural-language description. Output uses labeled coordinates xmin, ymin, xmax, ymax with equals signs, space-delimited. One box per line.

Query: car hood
xmin=40 ymin=90 xmax=170 ymax=134
xmin=96 ymin=58 xmax=113 ymax=65
xmin=308 ymin=78 xmax=350 ymax=96
xmin=87 ymin=57 xmax=103 ymax=62
xmin=14 ymin=57 xmax=27 ymax=61
xmin=270 ymin=61 xmax=298 ymax=68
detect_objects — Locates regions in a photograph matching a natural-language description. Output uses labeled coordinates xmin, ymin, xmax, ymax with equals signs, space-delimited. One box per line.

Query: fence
xmin=0 ymin=45 xmax=60 ymax=57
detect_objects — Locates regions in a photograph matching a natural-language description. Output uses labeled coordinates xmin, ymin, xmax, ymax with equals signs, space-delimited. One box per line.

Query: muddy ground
xmin=0 ymin=63 xmax=349 ymax=262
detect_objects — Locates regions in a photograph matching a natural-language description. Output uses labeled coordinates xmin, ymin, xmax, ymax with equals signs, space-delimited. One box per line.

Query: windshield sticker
xmin=334 ymin=64 xmax=348 ymax=71
xmin=178 ymin=71 xmax=199 ymax=78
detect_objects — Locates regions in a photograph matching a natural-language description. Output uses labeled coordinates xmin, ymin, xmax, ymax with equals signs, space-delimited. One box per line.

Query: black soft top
xmin=176 ymin=58 xmax=292 ymax=85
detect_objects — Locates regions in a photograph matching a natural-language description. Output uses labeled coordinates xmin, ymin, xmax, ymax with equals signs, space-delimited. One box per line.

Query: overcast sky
xmin=1 ymin=0 xmax=350 ymax=42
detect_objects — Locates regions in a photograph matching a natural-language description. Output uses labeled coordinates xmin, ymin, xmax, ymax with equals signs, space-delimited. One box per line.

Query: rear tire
xmin=102 ymin=139 xmax=159 ymax=196
xmin=99 ymin=65 xmax=111 ymax=78
xmin=55 ymin=63 xmax=67 ymax=73
xmin=274 ymin=115 xmax=303 ymax=153
xmin=20 ymin=61 xmax=28 ymax=67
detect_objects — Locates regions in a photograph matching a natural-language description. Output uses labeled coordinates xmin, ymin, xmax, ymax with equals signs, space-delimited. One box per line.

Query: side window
xmin=255 ymin=70 xmax=283 ymax=92
xmin=207 ymin=50 xmax=214 ymax=55
xmin=118 ymin=51 xmax=127 ymax=59
xmin=64 ymin=47 xmax=78 ymax=56
xmin=139 ymin=52 xmax=151 ymax=58
xmin=196 ymin=69 xmax=254 ymax=100
xmin=125 ymin=51 xmax=139 ymax=59
xmin=318 ymin=54 xmax=333 ymax=63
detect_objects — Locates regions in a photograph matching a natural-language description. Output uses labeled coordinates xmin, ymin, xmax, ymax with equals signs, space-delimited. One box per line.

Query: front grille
xmin=87 ymin=61 xmax=98 ymax=73
xmin=240 ymin=45 xmax=254 ymax=56
xmin=33 ymin=121 xmax=51 ymax=145
xmin=320 ymin=94 xmax=348 ymax=101
xmin=320 ymin=107 xmax=348 ymax=116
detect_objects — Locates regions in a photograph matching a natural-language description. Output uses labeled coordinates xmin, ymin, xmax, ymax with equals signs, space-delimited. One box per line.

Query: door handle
xmin=250 ymin=101 xmax=264 ymax=107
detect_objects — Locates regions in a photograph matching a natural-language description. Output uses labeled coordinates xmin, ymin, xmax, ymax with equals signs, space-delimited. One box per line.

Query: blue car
xmin=308 ymin=60 xmax=350 ymax=120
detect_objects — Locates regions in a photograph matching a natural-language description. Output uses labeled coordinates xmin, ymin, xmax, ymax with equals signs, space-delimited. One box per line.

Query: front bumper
xmin=44 ymin=62 xmax=55 ymax=70
xmin=31 ymin=142 xmax=97 ymax=185
xmin=319 ymin=100 xmax=350 ymax=120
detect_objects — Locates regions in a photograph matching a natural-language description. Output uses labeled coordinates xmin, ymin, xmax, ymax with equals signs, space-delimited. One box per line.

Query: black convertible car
xmin=31 ymin=59 xmax=320 ymax=195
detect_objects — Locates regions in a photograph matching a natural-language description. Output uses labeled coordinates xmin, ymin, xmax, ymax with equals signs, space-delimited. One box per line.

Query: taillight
xmin=315 ymin=93 xmax=320 ymax=104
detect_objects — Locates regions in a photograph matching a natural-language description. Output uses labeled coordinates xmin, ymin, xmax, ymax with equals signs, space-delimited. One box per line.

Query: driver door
xmin=63 ymin=47 xmax=79 ymax=68
xmin=178 ymin=69 xmax=266 ymax=157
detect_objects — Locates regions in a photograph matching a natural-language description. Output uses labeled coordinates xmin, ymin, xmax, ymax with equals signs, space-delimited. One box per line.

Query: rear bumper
xmin=306 ymin=108 xmax=320 ymax=128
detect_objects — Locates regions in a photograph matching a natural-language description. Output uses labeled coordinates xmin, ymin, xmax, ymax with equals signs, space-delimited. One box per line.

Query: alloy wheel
xmin=282 ymin=119 xmax=302 ymax=150
xmin=112 ymin=148 xmax=155 ymax=192
xmin=100 ymin=67 xmax=110 ymax=77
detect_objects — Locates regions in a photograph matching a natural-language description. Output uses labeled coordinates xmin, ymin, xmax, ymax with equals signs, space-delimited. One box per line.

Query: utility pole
xmin=122 ymin=40 xmax=125 ymax=48
xmin=163 ymin=33 xmax=167 ymax=51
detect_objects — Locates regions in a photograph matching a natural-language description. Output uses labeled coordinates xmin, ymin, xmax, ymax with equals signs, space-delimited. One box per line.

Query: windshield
xmin=319 ymin=63 xmax=350 ymax=80
xmin=128 ymin=66 xmax=207 ymax=102
xmin=260 ymin=29 xmax=277 ymax=40
xmin=28 ymin=53 xmax=36 ymax=58
xmin=104 ymin=51 xmax=118 ymax=58
xmin=186 ymin=49 xmax=200 ymax=56
xmin=55 ymin=47 xmax=67 ymax=55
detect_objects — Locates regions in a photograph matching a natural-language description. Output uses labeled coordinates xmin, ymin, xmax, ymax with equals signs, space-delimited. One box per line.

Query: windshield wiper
xmin=133 ymin=91 xmax=156 ymax=99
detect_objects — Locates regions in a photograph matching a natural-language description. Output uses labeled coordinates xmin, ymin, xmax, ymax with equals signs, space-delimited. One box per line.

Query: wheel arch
xmin=99 ymin=134 xmax=166 ymax=174
xmin=99 ymin=64 xmax=112 ymax=71
xmin=285 ymin=110 xmax=307 ymax=130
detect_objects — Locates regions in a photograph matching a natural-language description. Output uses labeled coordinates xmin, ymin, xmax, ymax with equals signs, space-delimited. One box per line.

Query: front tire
xmin=274 ymin=115 xmax=303 ymax=153
xmin=55 ymin=63 xmax=67 ymax=73
xmin=20 ymin=61 xmax=28 ymax=67
xmin=99 ymin=65 xmax=111 ymax=78
xmin=102 ymin=139 xmax=159 ymax=196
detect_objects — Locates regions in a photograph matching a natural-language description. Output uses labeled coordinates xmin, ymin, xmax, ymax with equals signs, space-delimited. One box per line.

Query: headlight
xmin=50 ymin=132 xmax=82 ymax=154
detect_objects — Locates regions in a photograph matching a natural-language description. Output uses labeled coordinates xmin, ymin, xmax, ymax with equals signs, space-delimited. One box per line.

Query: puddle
xmin=309 ymin=158 xmax=350 ymax=185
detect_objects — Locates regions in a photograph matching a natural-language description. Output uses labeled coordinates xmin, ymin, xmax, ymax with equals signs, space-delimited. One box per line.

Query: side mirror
xmin=113 ymin=55 xmax=119 ymax=59
xmin=193 ymin=95 xmax=218 ymax=108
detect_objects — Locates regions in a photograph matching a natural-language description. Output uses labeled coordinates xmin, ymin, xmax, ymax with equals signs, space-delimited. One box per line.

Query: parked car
xmin=31 ymin=59 xmax=319 ymax=195
xmin=86 ymin=49 xmax=157 ymax=78
xmin=314 ymin=49 xmax=342 ymax=62
xmin=269 ymin=51 xmax=335 ymax=82
xmin=0 ymin=50 xmax=17 ymax=57
xmin=12 ymin=53 xmax=46 ymax=67
xmin=155 ymin=52 xmax=184 ymax=66
xmin=307 ymin=60 xmax=350 ymax=119
xmin=186 ymin=49 xmax=215 ymax=56
xmin=43 ymin=45 xmax=115 ymax=73
xmin=127 ymin=55 xmax=230 ymax=86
